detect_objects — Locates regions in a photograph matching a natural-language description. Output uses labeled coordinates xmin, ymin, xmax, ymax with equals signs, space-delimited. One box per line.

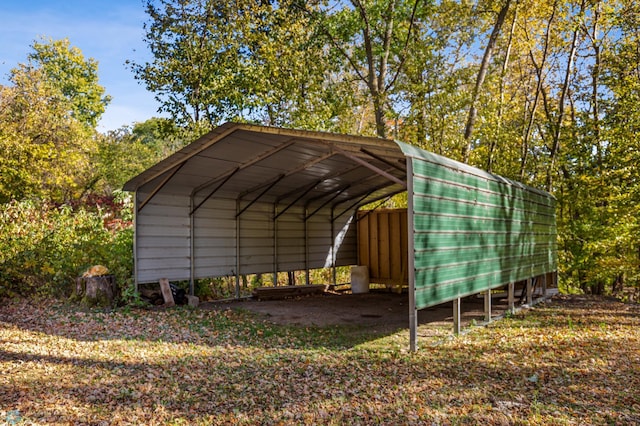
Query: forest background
xmin=0 ymin=0 xmax=638 ymax=301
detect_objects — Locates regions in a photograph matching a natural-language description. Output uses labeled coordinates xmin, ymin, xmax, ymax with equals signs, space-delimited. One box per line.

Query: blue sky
xmin=0 ymin=0 xmax=162 ymax=131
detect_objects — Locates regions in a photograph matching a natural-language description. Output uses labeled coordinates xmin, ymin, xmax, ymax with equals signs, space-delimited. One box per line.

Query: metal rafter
xmin=273 ymin=181 xmax=319 ymax=220
xmin=274 ymin=163 xmax=361 ymax=204
xmin=332 ymin=181 xmax=400 ymax=210
xmin=191 ymin=139 xmax=296 ymax=196
xmin=305 ymin=185 xmax=351 ymax=220
xmin=236 ymin=174 xmax=285 ymax=218
xmin=360 ymin=147 xmax=407 ymax=172
xmin=333 ymin=145 xmax=407 ymax=188
xmin=137 ymin=162 xmax=186 ymax=212
xmin=238 ymin=151 xmax=335 ymax=199
xmin=322 ymin=166 xmax=402 ymax=208
xmin=190 ymin=167 xmax=239 ymax=215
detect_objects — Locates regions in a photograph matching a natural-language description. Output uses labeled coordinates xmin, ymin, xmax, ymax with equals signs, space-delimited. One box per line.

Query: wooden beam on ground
xmin=159 ymin=278 xmax=175 ymax=307
xmin=252 ymin=284 xmax=327 ymax=301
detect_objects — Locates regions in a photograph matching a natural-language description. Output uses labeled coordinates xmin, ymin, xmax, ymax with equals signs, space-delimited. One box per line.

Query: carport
xmin=124 ymin=122 xmax=557 ymax=351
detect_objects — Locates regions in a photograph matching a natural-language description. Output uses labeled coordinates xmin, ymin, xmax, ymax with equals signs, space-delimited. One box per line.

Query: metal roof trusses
xmin=182 ymin=135 xmax=406 ymax=219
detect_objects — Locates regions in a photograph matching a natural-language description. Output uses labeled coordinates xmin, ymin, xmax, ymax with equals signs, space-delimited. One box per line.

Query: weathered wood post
xmin=453 ymin=297 xmax=461 ymax=335
xmin=484 ymin=290 xmax=492 ymax=323
xmin=159 ymin=278 xmax=175 ymax=307
xmin=508 ymin=282 xmax=515 ymax=313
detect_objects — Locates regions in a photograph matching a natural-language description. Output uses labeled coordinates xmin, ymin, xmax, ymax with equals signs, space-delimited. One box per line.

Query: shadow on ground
xmin=201 ymin=289 xmax=535 ymax=335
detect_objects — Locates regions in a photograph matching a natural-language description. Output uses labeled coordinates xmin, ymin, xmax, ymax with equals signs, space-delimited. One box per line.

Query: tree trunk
xmin=589 ymin=1 xmax=603 ymax=172
xmin=487 ymin=3 xmax=518 ymax=172
xmin=546 ymin=0 xmax=584 ymax=192
xmin=354 ymin=0 xmax=395 ymax=139
xmin=520 ymin=1 xmax=557 ymax=181
xmin=463 ymin=0 xmax=512 ymax=162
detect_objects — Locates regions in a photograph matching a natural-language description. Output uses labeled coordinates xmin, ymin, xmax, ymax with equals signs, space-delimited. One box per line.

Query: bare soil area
xmin=203 ymin=289 xmax=528 ymax=334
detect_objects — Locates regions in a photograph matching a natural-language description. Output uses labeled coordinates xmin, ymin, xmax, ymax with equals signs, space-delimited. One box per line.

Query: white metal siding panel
xmin=333 ymin=211 xmax=358 ymax=266
xmin=193 ymin=198 xmax=237 ymax=277
xmin=239 ymin=202 xmax=274 ymax=274
xmin=275 ymin=207 xmax=305 ymax=271
xmin=136 ymin=192 xmax=191 ymax=283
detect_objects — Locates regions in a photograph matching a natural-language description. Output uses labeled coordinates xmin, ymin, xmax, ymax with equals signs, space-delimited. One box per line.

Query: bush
xmin=0 ymin=192 xmax=133 ymax=298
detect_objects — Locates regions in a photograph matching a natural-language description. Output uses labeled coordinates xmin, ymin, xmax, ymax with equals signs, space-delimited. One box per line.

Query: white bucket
xmin=351 ymin=265 xmax=370 ymax=294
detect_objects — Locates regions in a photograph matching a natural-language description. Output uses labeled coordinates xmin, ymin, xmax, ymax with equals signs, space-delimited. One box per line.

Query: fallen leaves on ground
xmin=0 ymin=295 xmax=638 ymax=425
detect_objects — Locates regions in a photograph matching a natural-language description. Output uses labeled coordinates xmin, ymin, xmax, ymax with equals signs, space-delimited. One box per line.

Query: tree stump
xmin=79 ymin=275 xmax=117 ymax=307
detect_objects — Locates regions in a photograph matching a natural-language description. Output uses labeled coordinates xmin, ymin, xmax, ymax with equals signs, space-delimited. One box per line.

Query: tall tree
xmin=311 ymin=0 xmax=426 ymax=138
xmin=0 ymin=68 xmax=94 ymax=202
xmin=545 ymin=0 xmax=584 ymax=191
xmin=131 ymin=0 xmax=343 ymax=131
xmin=462 ymin=0 xmax=512 ymax=162
xmin=486 ymin=2 xmax=518 ymax=172
xmin=0 ymin=38 xmax=108 ymax=202
xmin=27 ymin=37 xmax=111 ymax=128
xmin=131 ymin=0 xmax=247 ymax=127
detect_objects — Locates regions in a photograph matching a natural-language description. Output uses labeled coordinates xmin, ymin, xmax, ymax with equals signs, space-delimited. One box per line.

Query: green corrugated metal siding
xmin=396 ymin=141 xmax=557 ymax=310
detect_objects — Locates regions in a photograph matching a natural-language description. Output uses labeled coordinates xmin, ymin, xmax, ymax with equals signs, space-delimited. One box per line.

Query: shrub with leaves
xmin=0 ymin=192 xmax=133 ymax=298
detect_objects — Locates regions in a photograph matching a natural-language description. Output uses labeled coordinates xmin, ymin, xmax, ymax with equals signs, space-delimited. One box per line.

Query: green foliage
xmin=0 ymin=38 xmax=109 ymax=203
xmin=27 ymin=37 xmax=111 ymax=128
xmin=1 ymin=2 xmax=638 ymax=301
xmin=131 ymin=0 xmax=254 ymax=126
xmin=131 ymin=0 xmax=358 ymax=131
xmin=94 ymin=117 xmax=204 ymax=194
xmin=0 ymin=194 xmax=133 ymax=298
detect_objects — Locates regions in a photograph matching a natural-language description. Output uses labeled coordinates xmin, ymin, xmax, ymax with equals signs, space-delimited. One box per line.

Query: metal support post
xmin=508 ymin=282 xmax=515 ymax=313
xmin=453 ymin=297 xmax=461 ymax=335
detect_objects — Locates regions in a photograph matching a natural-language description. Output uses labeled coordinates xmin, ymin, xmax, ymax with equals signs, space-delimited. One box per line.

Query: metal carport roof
xmin=123 ymin=122 xmax=408 ymax=213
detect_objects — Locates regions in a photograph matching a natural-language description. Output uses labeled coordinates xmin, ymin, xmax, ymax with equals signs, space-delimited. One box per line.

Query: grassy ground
xmin=1 ymin=295 xmax=638 ymax=425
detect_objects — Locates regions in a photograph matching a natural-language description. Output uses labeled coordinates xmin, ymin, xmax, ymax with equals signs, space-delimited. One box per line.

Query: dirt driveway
xmin=203 ymin=290 xmax=521 ymax=335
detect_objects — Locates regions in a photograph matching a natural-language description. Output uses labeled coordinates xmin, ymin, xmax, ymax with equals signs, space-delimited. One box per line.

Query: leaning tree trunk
xmin=520 ymin=1 xmax=557 ymax=181
xmin=546 ymin=0 xmax=584 ymax=192
xmin=463 ymin=0 xmax=512 ymax=163
xmin=487 ymin=3 xmax=518 ymax=172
